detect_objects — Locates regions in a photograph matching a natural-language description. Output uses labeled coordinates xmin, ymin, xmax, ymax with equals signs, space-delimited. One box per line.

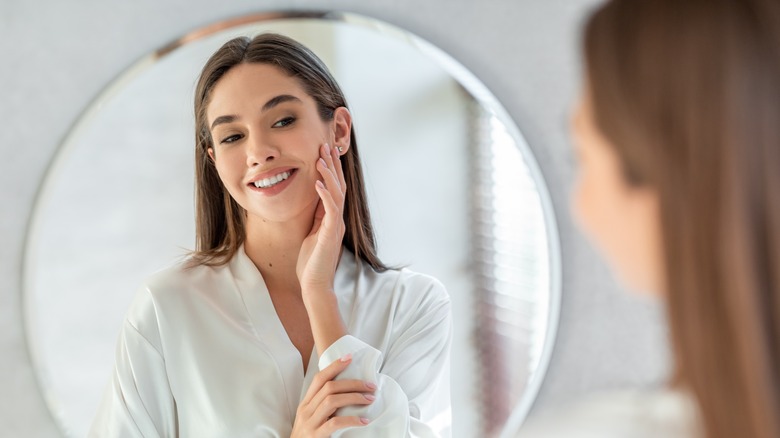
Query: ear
xmin=332 ymin=107 xmax=352 ymax=155
xmin=207 ymin=147 xmax=215 ymax=162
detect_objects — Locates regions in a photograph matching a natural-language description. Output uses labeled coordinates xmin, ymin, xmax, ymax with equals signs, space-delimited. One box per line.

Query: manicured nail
xmin=365 ymin=381 xmax=377 ymax=390
xmin=324 ymin=143 xmax=331 ymax=154
xmin=363 ymin=394 xmax=376 ymax=401
xmin=339 ymin=353 xmax=352 ymax=362
xmin=360 ymin=417 xmax=370 ymax=425
xmin=319 ymin=158 xmax=326 ymax=166
xmin=316 ymin=180 xmax=324 ymax=189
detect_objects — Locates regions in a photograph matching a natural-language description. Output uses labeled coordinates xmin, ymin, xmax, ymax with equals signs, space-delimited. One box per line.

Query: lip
xmin=246 ymin=167 xmax=298 ymax=196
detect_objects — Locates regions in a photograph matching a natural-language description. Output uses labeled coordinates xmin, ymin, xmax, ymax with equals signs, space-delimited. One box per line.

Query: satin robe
xmin=90 ymin=246 xmax=452 ymax=437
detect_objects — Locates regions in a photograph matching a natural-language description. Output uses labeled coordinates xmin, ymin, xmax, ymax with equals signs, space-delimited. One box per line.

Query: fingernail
xmin=339 ymin=353 xmax=352 ymax=362
xmin=319 ymin=158 xmax=326 ymax=166
xmin=325 ymin=143 xmax=331 ymax=154
xmin=365 ymin=381 xmax=377 ymax=390
xmin=360 ymin=417 xmax=370 ymax=425
xmin=316 ymin=180 xmax=324 ymax=189
xmin=364 ymin=394 xmax=376 ymax=401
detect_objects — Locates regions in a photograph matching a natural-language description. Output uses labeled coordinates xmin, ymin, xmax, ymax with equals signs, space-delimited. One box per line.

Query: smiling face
xmin=570 ymin=89 xmax=665 ymax=295
xmin=206 ymin=63 xmax=350 ymax=224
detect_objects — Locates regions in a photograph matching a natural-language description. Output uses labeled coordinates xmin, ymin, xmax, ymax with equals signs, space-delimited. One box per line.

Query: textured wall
xmin=0 ymin=0 xmax=669 ymax=436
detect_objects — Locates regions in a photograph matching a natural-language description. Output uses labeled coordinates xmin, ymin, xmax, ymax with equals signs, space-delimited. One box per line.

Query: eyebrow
xmin=262 ymin=94 xmax=302 ymax=112
xmin=209 ymin=94 xmax=303 ymax=130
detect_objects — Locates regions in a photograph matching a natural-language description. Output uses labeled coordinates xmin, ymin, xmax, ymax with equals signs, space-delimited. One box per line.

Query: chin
xmin=244 ymin=195 xmax=319 ymax=223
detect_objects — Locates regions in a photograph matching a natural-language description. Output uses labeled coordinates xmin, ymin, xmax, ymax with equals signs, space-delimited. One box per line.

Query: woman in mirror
xmin=90 ymin=33 xmax=452 ymax=438
xmin=522 ymin=0 xmax=780 ymax=437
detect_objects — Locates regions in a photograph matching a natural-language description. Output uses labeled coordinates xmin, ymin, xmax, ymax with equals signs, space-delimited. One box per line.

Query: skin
xmin=206 ymin=63 xmax=373 ymax=436
xmin=570 ymin=88 xmax=665 ymax=296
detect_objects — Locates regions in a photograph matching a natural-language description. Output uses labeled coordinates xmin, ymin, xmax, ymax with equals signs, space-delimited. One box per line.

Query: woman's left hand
xmin=297 ymin=142 xmax=347 ymax=295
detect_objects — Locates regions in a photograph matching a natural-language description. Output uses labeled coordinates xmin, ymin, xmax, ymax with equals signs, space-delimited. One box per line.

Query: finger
xmin=320 ymin=144 xmax=339 ymax=190
xmin=311 ymin=392 xmax=376 ymax=425
xmin=308 ymin=379 xmax=377 ymax=412
xmin=301 ymin=354 xmax=352 ymax=404
xmin=321 ymin=144 xmax=345 ymax=203
xmin=315 ymin=177 xmax=341 ymax=220
xmin=317 ymin=157 xmax=343 ymax=206
xmin=314 ymin=182 xmax=344 ymax=242
xmin=322 ymin=143 xmax=336 ymax=171
xmin=331 ymin=144 xmax=347 ymax=196
xmin=320 ymin=161 xmax=344 ymax=212
xmin=319 ymin=416 xmax=370 ymax=436
xmin=310 ymin=199 xmax=325 ymax=234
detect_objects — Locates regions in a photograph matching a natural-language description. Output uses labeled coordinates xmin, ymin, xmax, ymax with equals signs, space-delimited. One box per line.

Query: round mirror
xmin=23 ymin=11 xmax=560 ymax=438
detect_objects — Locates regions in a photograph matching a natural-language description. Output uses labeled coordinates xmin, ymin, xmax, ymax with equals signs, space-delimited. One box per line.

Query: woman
xmin=521 ymin=0 xmax=780 ymax=437
xmin=90 ymin=33 xmax=452 ymax=437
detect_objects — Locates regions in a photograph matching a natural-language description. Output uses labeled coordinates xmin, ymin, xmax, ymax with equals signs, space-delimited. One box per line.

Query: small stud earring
xmin=337 ymin=146 xmax=344 ymax=153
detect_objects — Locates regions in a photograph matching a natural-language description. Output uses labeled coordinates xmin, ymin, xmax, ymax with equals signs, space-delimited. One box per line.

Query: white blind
xmin=470 ymin=102 xmax=550 ymax=437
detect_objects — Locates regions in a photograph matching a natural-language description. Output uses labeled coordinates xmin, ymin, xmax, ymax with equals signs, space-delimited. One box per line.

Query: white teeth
xmin=253 ymin=171 xmax=291 ymax=188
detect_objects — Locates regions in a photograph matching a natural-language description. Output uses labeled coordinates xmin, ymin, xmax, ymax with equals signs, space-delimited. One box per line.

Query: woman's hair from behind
xmin=583 ymin=0 xmax=780 ymax=437
xmin=191 ymin=33 xmax=387 ymax=272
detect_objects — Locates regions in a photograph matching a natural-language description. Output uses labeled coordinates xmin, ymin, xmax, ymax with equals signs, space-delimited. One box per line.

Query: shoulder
xmin=357 ymin=262 xmax=451 ymax=324
xmin=363 ymin=262 xmax=450 ymax=306
xmin=519 ymin=389 xmax=700 ymax=438
xmin=124 ymin=256 xmax=226 ymax=329
xmin=395 ymin=268 xmax=450 ymax=307
xmin=143 ymin=256 xmax=225 ymax=295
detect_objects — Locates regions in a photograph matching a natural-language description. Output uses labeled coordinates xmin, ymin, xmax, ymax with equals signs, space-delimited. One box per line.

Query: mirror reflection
xmin=23 ymin=12 xmax=558 ymax=437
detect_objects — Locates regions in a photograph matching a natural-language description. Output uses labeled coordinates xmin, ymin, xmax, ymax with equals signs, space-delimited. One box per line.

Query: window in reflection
xmin=472 ymin=105 xmax=550 ymax=437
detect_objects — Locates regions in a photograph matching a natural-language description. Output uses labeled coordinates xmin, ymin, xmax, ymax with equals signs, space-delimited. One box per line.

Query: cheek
xmin=575 ymin=172 xmax=662 ymax=292
xmin=572 ymin=170 xmax=603 ymax=243
xmin=573 ymin=168 xmax=636 ymax=274
xmin=212 ymin=151 xmax=244 ymax=191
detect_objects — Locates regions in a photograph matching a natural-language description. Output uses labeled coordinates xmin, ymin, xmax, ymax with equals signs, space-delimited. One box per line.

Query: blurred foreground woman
xmin=523 ymin=0 xmax=780 ymax=437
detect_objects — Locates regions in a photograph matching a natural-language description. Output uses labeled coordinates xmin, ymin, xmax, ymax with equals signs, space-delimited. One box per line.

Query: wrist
xmin=300 ymin=285 xmax=336 ymax=305
xmin=301 ymin=290 xmax=347 ymax=354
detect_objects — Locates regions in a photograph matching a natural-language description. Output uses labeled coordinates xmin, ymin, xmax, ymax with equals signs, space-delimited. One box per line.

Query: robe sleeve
xmin=318 ymin=274 xmax=452 ymax=438
xmin=89 ymin=287 xmax=177 ymax=438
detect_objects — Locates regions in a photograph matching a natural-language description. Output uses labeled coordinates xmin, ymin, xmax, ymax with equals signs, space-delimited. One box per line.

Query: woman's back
xmin=539 ymin=0 xmax=780 ymax=436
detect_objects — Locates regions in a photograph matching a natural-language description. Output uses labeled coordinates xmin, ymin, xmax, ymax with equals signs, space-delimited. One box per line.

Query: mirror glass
xmin=23 ymin=12 xmax=560 ymax=438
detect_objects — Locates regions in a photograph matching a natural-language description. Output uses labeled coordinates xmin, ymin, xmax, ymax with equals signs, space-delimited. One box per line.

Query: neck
xmin=243 ymin=201 xmax=317 ymax=294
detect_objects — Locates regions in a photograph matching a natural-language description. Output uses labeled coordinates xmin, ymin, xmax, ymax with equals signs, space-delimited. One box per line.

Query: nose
xmin=245 ymin=131 xmax=278 ymax=167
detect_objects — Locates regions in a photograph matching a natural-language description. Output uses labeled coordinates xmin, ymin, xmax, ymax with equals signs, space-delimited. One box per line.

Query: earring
xmin=337 ymin=146 xmax=344 ymax=153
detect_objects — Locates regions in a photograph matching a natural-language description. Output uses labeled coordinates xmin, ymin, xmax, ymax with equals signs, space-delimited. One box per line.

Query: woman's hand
xmin=297 ymin=142 xmax=347 ymax=293
xmin=291 ymin=354 xmax=375 ymax=438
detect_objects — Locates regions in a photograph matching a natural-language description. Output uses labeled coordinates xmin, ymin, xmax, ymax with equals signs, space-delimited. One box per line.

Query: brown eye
xmin=272 ymin=117 xmax=296 ymax=128
xmin=220 ymin=134 xmax=242 ymax=144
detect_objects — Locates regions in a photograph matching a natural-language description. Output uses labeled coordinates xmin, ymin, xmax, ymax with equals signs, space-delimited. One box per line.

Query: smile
xmin=251 ymin=170 xmax=294 ymax=189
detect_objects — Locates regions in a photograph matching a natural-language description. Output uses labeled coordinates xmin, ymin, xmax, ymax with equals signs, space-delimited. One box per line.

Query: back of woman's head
xmin=191 ymin=33 xmax=386 ymax=271
xmin=583 ymin=0 xmax=780 ymax=437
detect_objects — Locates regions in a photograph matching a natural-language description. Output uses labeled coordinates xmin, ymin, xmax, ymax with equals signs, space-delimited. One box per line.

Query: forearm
xmin=302 ymin=288 xmax=347 ymax=355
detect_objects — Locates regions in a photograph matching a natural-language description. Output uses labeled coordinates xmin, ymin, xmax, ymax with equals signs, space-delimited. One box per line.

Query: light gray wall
xmin=0 ymin=0 xmax=669 ymax=436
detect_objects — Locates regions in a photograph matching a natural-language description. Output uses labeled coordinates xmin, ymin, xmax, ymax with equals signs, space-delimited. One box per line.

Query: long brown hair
xmin=583 ymin=1 xmax=780 ymax=437
xmin=191 ymin=33 xmax=387 ymax=271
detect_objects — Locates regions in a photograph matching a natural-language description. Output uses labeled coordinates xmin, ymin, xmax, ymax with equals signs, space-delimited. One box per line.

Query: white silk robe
xmin=90 ymin=246 xmax=452 ymax=437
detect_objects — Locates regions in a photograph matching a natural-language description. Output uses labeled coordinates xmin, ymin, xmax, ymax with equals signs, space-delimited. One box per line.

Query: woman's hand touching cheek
xmin=296 ymin=142 xmax=349 ymax=354
xmin=296 ymin=142 xmax=347 ymax=293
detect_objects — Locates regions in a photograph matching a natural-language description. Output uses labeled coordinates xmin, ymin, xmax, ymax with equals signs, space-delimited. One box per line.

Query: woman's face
xmin=206 ymin=63 xmax=350 ymax=224
xmin=570 ymin=88 xmax=665 ymax=295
